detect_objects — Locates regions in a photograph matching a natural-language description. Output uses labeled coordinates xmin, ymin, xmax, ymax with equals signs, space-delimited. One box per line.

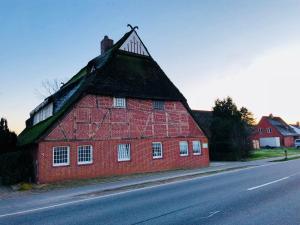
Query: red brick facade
xmin=35 ymin=95 xmax=209 ymax=183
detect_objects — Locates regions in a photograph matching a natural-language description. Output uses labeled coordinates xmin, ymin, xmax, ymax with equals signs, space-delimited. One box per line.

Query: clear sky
xmin=1 ymin=0 xmax=300 ymax=134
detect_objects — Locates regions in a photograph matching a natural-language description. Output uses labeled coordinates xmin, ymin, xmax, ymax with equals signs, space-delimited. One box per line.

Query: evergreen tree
xmin=0 ymin=118 xmax=17 ymax=154
xmin=210 ymin=97 xmax=254 ymax=160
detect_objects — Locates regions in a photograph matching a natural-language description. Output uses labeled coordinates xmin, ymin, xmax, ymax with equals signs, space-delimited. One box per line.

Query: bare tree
xmin=35 ymin=78 xmax=64 ymax=99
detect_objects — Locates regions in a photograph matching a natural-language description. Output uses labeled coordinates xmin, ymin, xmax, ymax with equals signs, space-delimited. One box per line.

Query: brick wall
xmin=37 ymin=95 xmax=209 ymax=183
xmin=283 ymin=136 xmax=294 ymax=147
xmin=37 ymin=138 xmax=209 ymax=183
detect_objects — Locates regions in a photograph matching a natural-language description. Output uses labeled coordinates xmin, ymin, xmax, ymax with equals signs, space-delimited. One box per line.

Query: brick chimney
xmin=101 ymin=35 xmax=114 ymax=55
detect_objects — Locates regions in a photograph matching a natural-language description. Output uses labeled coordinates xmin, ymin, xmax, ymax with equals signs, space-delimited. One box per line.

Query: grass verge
xmin=247 ymin=148 xmax=300 ymax=161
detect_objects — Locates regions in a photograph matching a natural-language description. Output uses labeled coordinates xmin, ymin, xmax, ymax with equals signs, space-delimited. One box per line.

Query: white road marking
xmin=0 ymin=162 xmax=290 ymax=219
xmin=206 ymin=210 xmax=220 ymax=218
xmin=247 ymin=176 xmax=290 ymax=191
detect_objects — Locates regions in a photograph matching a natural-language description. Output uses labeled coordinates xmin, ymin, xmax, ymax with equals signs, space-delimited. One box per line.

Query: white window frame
xmin=113 ymin=97 xmax=126 ymax=108
xmin=179 ymin=141 xmax=189 ymax=156
xmin=77 ymin=145 xmax=93 ymax=165
xmin=258 ymin=128 xmax=263 ymax=133
xmin=118 ymin=144 xmax=130 ymax=162
xmin=192 ymin=141 xmax=202 ymax=155
xmin=266 ymin=128 xmax=272 ymax=133
xmin=152 ymin=142 xmax=163 ymax=159
xmin=53 ymin=146 xmax=70 ymax=167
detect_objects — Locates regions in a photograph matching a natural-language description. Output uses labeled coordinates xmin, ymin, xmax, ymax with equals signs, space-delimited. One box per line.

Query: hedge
xmin=0 ymin=150 xmax=34 ymax=185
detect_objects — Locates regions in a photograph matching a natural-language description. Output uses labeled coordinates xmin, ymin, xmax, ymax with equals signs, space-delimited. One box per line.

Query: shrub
xmin=19 ymin=182 xmax=33 ymax=191
xmin=0 ymin=150 xmax=34 ymax=185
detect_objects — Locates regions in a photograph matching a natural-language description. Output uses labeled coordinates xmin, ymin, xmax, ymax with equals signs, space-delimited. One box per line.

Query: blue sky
xmin=1 ymin=0 xmax=300 ymax=133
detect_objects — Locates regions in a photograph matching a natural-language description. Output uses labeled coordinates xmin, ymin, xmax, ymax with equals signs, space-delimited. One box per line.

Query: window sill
xmin=53 ymin=163 xmax=70 ymax=167
xmin=153 ymin=156 xmax=163 ymax=159
xmin=78 ymin=161 xmax=93 ymax=165
xmin=180 ymin=154 xmax=189 ymax=157
xmin=118 ymin=159 xmax=131 ymax=162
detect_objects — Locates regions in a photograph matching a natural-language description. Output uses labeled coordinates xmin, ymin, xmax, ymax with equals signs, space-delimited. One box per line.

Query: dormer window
xmin=113 ymin=97 xmax=126 ymax=108
xmin=153 ymin=100 xmax=165 ymax=110
xmin=33 ymin=102 xmax=53 ymax=125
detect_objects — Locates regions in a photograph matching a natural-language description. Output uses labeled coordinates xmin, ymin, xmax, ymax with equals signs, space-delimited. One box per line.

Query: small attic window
xmin=113 ymin=97 xmax=126 ymax=108
xmin=153 ymin=100 xmax=165 ymax=110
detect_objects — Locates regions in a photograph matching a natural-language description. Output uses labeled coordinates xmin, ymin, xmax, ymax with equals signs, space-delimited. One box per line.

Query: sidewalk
xmin=0 ymin=155 xmax=299 ymax=215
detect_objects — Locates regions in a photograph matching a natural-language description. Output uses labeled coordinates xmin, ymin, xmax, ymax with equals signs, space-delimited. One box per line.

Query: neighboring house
xmin=18 ymin=27 xmax=209 ymax=183
xmin=192 ymin=110 xmax=212 ymax=140
xmin=251 ymin=115 xmax=298 ymax=148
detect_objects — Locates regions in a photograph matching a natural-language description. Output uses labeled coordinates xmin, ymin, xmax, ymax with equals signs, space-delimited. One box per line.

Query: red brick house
xmin=251 ymin=115 xmax=298 ymax=148
xmin=18 ymin=27 xmax=209 ymax=183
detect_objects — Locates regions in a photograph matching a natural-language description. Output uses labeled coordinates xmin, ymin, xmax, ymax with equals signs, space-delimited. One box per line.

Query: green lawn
xmin=248 ymin=148 xmax=300 ymax=161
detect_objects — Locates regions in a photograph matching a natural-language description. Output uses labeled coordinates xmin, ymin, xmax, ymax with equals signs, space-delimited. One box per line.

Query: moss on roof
xmin=62 ymin=66 xmax=88 ymax=88
xmin=17 ymin=88 xmax=81 ymax=146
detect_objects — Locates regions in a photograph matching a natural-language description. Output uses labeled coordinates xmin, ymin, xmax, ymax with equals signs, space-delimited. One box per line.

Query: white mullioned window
xmin=33 ymin=103 xmax=53 ymax=125
xmin=266 ymin=128 xmax=272 ymax=133
xmin=53 ymin=146 xmax=70 ymax=166
xmin=113 ymin=97 xmax=126 ymax=108
xmin=179 ymin=141 xmax=189 ymax=156
xmin=118 ymin=144 xmax=130 ymax=161
xmin=192 ymin=141 xmax=201 ymax=155
xmin=152 ymin=142 xmax=163 ymax=159
xmin=78 ymin=145 xmax=93 ymax=165
xmin=258 ymin=128 xmax=263 ymax=133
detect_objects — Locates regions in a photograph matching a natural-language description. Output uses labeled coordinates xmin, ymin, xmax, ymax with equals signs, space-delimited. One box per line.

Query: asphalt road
xmin=2 ymin=159 xmax=300 ymax=225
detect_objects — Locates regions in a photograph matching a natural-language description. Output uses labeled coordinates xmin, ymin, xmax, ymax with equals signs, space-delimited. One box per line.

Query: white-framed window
xmin=152 ymin=142 xmax=163 ymax=159
xmin=53 ymin=146 xmax=70 ymax=166
xmin=33 ymin=103 xmax=53 ymax=125
xmin=118 ymin=144 xmax=130 ymax=161
xmin=179 ymin=141 xmax=189 ymax=156
xmin=258 ymin=128 xmax=263 ymax=133
xmin=153 ymin=100 xmax=165 ymax=110
xmin=113 ymin=97 xmax=126 ymax=108
xmin=78 ymin=145 xmax=93 ymax=165
xmin=266 ymin=128 xmax=272 ymax=133
xmin=192 ymin=141 xmax=201 ymax=155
